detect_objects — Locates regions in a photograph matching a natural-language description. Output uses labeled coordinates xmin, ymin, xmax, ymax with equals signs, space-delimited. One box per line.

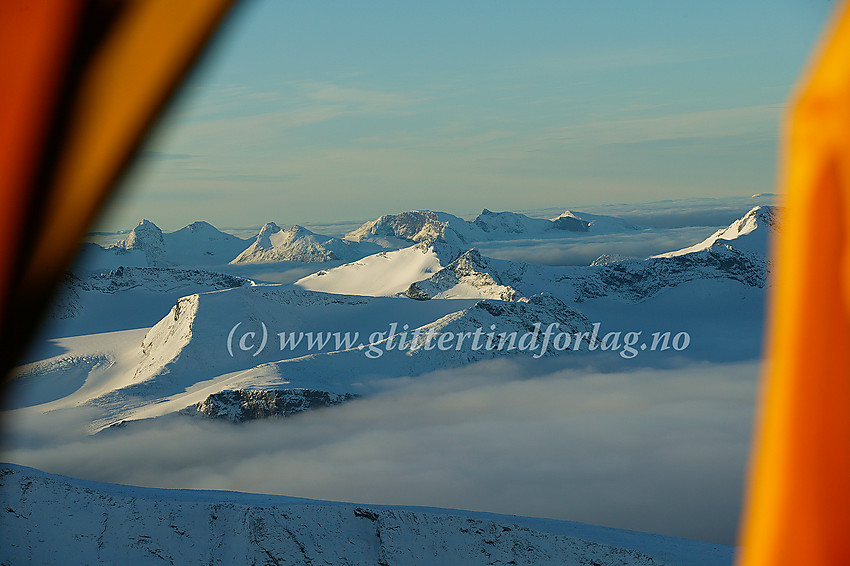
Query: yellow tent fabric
xmin=25 ymin=0 xmax=237 ymax=286
xmin=736 ymin=2 xmax=850 ymax=564
xmin=0 ymin=0 xmax=236 ymax=380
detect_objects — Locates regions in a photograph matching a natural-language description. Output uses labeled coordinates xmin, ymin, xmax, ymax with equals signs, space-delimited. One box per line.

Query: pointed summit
xmin=123 ymin=220 xmax=165 ymax=264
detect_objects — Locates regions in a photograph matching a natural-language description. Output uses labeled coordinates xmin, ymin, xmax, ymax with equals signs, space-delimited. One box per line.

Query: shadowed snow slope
xmin=45 ymin=267 xmax=252 ymax=337
xmin=162 ymin=221 xmax=251 ymax=266
xmin=106 ymin=220 xmax=250 ymax=267
xmin=0 ymin=464 xmax=734 ymax=566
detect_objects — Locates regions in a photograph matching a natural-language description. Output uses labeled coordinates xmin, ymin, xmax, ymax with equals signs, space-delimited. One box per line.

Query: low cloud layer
xmin=1 ymin=358 xmax=759 ymax=545
xmin=476 ymin=226 xmax=717 ymax=266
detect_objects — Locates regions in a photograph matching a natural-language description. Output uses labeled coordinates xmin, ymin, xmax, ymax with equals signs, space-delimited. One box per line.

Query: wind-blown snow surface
xmin=0 ymin=464 xmax=733 ymax=566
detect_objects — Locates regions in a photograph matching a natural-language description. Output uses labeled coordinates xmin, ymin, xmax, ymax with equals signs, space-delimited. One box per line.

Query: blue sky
xmin=100 ymin=0 xmax=836 ymax=230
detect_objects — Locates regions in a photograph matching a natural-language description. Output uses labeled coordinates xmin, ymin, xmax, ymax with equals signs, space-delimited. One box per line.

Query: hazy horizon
xmin=92 ymin=1 xmax=832 ymax=232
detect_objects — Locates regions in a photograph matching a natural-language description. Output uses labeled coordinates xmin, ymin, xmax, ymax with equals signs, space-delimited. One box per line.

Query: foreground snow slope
xmin=0 ymin=464 xmax=734 ymax=566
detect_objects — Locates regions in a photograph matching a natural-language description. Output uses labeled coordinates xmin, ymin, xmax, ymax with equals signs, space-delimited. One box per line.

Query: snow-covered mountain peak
xmin=345 ymin=210 xmax=469 ymax=247
xmin=406 ymin=248 xmax=521 ymax=302
xmin=182 ymin=221 xmax=219 ymax=234
xmin=722 ymin=205 xmax=777 ymax=238
xmin=256 ymin=221 xmax=282 ymax=242
xmin=126 ymin=219 xmax=163 ymax=243
xmin=474 ymin=209 xmax=593 ymax=234
xmin=555 ymin=210 xmax=579 ymax=219
xmin=411 ymin=293 xmax=592 ymax=363
xmin=552 ymin=210 xmax=638 ymax=233
xmin=551 ymin=211 xmax=591 ymax=232
xmin=232 ymin=222 xmax=374 ymax=264
xmin=657 ymin=205 xmax=779 ymax=258
xmin=287 ymin=224 xmax=311 ymax=235
xmin=122 ymin=219 xmax=165 ymax=264
xmin=474 ymin=209 xmax=544 ymax=233
xmin=260 ymin=221 xmax=282 ymax=232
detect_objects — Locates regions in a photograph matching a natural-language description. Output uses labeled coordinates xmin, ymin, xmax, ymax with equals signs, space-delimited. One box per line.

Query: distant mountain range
xmin=11 ymin=205 xmax=778 ymax=431
xmin=81 ymin=208 xmax=641 ymax=270
xmin=5 ymin=204 xmax=776 ymax=565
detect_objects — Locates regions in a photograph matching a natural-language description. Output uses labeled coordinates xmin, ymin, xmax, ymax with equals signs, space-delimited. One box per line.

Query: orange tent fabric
xmin=0 ymin=0 xmax=83 ymax=335
xmin=0 ymin=0 xmax=236 ymax=379
xmin=736 ymin=2 xmax=850 ymax=564
xmin=4 ymin=1 xmax=850 ymax=561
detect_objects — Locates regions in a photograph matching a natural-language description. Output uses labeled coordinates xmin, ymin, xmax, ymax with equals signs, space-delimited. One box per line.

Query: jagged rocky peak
xmin=737 ymin=205 xmax=778 ymax=230
xmin=181 ymin=389 xmax=359 ymax=423
xmin=345 ymin=210 xmax=467 ymax=246
xmin=124 ymin=219 xmax=164 ymax=249
xmin=419 ymin=293 xmax=593 ymax=353
xmin=589 ymin=253 xmax=632 ymax=266
xmin=449 ymin=248 xmax=490 ymax=273
xmin=257 ymin=221 xmax=282 ymax=240
xmin=551 ymin=213 xmax=590 ymax=232
xmin=122 ymin=219 xmax=165 ymax=264
xmin=286 ymin=224 xmax=311 ymax=236
xmin=406 ymin=248 xmax=521 ymax=302
xmin=232 ymin=222 xmax=363 ymax=264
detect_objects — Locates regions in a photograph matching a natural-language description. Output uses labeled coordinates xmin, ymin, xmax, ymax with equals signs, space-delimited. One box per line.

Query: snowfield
xmin=8 ymin=205 xmax=776 ymax=430
xmin=0 ymin=464 xmax=734 ymax=566
xmin=1 ymin=200 xmax=776 ymax=558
